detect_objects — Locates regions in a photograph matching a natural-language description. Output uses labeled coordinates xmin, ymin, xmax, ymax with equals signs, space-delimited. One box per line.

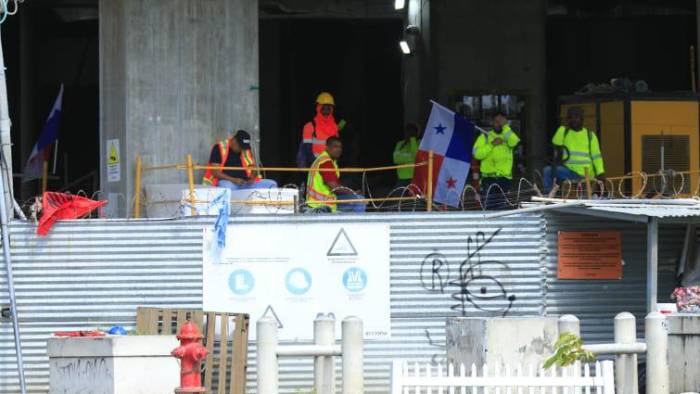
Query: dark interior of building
xmin=0 ymin=0 xmax=698 ymax=201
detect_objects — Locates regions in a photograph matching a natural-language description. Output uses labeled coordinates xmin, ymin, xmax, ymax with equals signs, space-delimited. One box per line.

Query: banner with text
xmin=203 ymin=223 xmax=391 ymax=340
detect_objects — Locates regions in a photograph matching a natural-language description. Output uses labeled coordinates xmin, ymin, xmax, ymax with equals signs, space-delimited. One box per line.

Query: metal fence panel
xmin=0 ymin=212 xmax=546 ymax=393
xmin=544 ymin=213 xmax=684 ymax=343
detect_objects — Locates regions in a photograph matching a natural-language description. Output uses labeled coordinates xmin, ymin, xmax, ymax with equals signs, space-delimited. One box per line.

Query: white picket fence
xmin=391 ymin=360 xmax=615 ymax=394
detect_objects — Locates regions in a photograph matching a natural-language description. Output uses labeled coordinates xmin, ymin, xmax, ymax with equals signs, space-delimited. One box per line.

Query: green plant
xmin=543 ymin=332 xmax=595 ymax=369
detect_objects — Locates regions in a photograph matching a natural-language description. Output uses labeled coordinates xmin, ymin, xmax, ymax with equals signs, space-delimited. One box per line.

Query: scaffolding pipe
xmin=0 ymin=28 xmax=26 ymax=394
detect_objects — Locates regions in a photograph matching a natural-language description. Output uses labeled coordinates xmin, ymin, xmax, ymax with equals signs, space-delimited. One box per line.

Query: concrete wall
xmin=99 ymin=0 xmax=259 ymax=217
xmin=429 ymin=0 xmax=547 ymax=172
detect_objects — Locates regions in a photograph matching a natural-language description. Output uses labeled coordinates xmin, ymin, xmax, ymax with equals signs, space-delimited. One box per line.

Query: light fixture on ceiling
xmin=399 ymin=40 xmax=411 ymax=55
xmin=394 ymin=0 xmax=405 ymax=10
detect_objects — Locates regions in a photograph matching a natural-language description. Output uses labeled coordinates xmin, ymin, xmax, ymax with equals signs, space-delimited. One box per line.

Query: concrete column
xmin=429 ymin=0 xmax=547 ymax=174
xmin=99 ymin=0 xmax=259 ymax=217
xmin=645 ymin=312 xmax=669 ymax=394
xmin=314 ymin=313 xmax=336 ymax=394
xmin=257 ymin=316 xmax=279 ymax=394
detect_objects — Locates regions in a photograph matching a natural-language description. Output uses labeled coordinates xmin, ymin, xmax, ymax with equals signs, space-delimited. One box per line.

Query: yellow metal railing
xmin=133 ymin=151 xmax=435 ymax=218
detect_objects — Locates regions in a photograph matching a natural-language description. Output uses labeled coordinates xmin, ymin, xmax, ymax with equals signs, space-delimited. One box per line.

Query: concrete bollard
xmin=342 ymin=316 xmax=363 ymax=394
xmin=645 ymin=312 xmax=669 ymax=394
xmin=314 ymin=313 xmax=336 ymax=394
xmin=558 ymin=314 xmax=581 ymax=336
xmin=614 ymin=312 xmax=638 ymax=394
xmin=257 ymin=316 xmax=279 ymax=394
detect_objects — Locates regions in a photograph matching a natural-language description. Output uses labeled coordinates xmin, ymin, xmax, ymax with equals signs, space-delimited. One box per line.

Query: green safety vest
xmin=552 ymin=126 xmax=605 ymax=177
xmin=393 ymin=137 xmax=419 ymax=180
xmin=306 ymin=151 xmax=340 ymax=212
xmin=472 ymin=125 xmax=520 ymax=179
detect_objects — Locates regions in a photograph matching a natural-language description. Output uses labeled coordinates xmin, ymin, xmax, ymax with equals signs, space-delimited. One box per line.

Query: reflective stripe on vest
xmin=203 ymin=139 xmax=230 ymax=186
xmin=306 ymin=151 xmax=339 ymax=212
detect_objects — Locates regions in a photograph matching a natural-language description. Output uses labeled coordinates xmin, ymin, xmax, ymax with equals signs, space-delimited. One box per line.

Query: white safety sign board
xmin=202 ymin=223 xmax=391 ymax=340
xmin=106 ymin=139 xmax=120 ymax=182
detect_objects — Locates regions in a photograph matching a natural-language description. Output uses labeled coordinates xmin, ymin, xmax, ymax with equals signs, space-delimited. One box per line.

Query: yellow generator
xmin=559 ymin=95 xmax=699 ymax=195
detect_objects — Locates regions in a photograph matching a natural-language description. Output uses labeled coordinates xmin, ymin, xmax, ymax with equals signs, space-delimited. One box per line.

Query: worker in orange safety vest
xmin=203 ymin=130 xmax=277 ymax=190
xmin=297 ymin=92 xmax=347 ymax=168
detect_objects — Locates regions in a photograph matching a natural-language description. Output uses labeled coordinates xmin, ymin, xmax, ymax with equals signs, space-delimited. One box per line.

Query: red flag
xmin=37 ymin=192 xmax=107 ymax=236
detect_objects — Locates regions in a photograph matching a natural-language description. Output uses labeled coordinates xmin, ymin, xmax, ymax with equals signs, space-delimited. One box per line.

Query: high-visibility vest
xmin=552 ymin=126 xmax=605 ymax=177
xmin=202 ymin=139 xmax=260 ymax=186
xmin=393 ymin=137 xmax=419 ymax=180
xmin=306 ymin=151 xmax=339 ymax=212
xmin=472 ymin=125 xmax=520 ymax=179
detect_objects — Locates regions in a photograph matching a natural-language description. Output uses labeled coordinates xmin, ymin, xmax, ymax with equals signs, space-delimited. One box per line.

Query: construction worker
xmin=543 ymin=106 xmax=605 ymax=192
xmin=203 ymin=130 xmax=278 ymax=190
xmin=306 ymin=136 xmax=365 ymax=213
xmin=473 ymin=112 xmax=520 ymax=209
xmin=392 ymin=122 xmax=420 ymax=188
xmin=297 ymin=92 xmax=347 ymax=168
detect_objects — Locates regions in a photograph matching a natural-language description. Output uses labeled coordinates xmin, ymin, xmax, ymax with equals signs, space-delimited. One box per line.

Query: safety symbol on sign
xmin=285 ymin=268 xmax=312 ymax=295
xmin=108 ymin=143 xmax=119 ymax=164
xmin=228 ymin=269 xmax=254 ymax=296
xmin=343 ymin=267 xmax=367 ymax=293
xmin=262 ymin=305 xmax=283 ymax=328
xmin=327 ymin=228 xmax=358 ymax=256
xmin=106 ymin=139 xmax=121 ymax=182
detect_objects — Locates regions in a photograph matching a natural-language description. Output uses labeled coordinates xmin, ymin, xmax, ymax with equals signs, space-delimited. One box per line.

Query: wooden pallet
xmin=136 ymin=307 xmax=249 ymax=394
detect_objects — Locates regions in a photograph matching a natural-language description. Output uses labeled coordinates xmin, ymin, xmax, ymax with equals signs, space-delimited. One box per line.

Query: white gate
xmin=391 ymin=361 xmax=615 ymax=394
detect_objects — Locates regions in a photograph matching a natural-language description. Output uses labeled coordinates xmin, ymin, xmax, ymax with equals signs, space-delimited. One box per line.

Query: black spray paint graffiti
xmin=419 ymin=228 xmax=515 ymax=316
xmin=419 ymin=228 xmax=516 ymax=365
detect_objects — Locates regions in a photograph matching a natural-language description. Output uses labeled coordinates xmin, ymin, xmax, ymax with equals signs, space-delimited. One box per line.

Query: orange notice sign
xmin=557 ymin=231 xmax=622 ymax=280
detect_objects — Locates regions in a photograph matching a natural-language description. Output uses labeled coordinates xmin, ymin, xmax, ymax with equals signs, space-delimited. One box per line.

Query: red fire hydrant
xmin=171 ymin=320 xmax=208 ymax=393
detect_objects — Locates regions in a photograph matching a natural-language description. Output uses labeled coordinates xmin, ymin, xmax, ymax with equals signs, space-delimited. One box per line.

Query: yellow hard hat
xmin=316 ymin=92 xmax=335 ymax=106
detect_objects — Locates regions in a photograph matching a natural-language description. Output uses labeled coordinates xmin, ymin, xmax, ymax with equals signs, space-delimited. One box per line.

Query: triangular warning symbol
xmin=262 ymin=305 xmax=283 ymax=328
xmin=108 ymin=143 xmax=119 ymax=165
xmin=327 ymin=228 xmax=358 ymax=256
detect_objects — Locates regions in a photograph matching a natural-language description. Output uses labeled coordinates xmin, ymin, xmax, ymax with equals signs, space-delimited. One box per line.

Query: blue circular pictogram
xmin=343 ymin=267 xmax=368 ymax=293
xmin=285 ymin=268 xmax=312 ymax=295
xmin=228 ymin=269 xmax=254 ymax=295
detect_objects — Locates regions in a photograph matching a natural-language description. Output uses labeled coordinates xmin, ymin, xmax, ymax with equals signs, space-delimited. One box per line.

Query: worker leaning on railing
xmin=393 ymin=122 xmax=421 ymax=188
xmin=306 ymin=136 xmax=366 ymax=213
xmin=203 ymin=130 xmax=278 ymax=190
xmin=543 ymin=106 xmax=606 ymax=193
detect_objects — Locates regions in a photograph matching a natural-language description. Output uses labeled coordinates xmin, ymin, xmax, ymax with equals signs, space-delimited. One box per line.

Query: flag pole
xmin=427 ymin=150 xmax=434 ymax=212
xmin=42 ymin=161 xmax=48 ymax=193
xmin=52 ymin=140 xmax=59 ymax=175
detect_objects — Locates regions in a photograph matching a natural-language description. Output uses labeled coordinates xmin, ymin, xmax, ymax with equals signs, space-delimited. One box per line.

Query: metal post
xmin=314 ymin=314 xmax=336 ymax=394
xmin=614 ymin=312 xmax=638 ymax=394
xmin=645 ymin=312 xmax=669 ymax=394
xmin=257 ymin=316 xmax=279 ymax=394
xmin=0 ymin=148 xmax=26 ymax=394
xmin=342 ymin=316 xmax=363 ymax=394
xmin=134 ymin=155 xmax=142 ymax=218
xmin=186 ymin=154 xmax=196 ymax=216
xmin=584 ymin=167 xmax=592 ymax=199
xmin=558 ymin=314 xmax=580 ymax=336
xmin=426 ymin=150 xmax=433 ymax=212
xmin=647 ymin=217 xmax=659 ymax=312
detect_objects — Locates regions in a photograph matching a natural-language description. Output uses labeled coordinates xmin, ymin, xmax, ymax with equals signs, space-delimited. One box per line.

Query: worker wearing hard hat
xmin=297 ymin=92 xmax=347 ymax=168
xmin=472 ymin=112 xmax=520 ymax=209
xmin=543 ymin=106 xmax=606 ymax=193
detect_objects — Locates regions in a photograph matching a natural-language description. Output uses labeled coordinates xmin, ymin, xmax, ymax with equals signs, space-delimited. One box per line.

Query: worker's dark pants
xmin=481 ymin=177 xmax=511 ymax=210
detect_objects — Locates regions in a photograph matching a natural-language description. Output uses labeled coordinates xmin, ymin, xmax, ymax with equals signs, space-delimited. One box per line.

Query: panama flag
xmin=412 ymin=101 xmax=475 ymax=207
xmin=23 ymin=84 xmax=63 ymax=182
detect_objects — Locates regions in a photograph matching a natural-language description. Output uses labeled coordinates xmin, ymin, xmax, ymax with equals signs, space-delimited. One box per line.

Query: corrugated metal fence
xmin=0 ymin=211 xmax=686 ymax=393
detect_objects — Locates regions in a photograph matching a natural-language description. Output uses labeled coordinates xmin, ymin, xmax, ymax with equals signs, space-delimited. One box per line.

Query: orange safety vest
xmin=203 ymin=139 xmax=260 ymax=186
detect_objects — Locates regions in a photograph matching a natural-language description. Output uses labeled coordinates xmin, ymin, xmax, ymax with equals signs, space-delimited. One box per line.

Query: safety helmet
xmin=316 ymin=92 xmax=335 ymax=106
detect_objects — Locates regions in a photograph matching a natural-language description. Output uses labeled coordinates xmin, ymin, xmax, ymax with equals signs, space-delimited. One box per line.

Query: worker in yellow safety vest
xmin=392 ymin=122 xmax=421 ymax=188
xmin=306 ymin=136 xmax=365 ymax=213
xmin=203 ymin=130 xmax=278 ymax=190
xmin=543 ymin=106 xmax=606 ymax=192
xmin=472 ymin=112 xmax=520 ymax=209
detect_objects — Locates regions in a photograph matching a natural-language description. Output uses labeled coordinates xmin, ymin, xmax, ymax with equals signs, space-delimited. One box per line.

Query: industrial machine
xmin=559 ymin=94 xmax=700 ymax=195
